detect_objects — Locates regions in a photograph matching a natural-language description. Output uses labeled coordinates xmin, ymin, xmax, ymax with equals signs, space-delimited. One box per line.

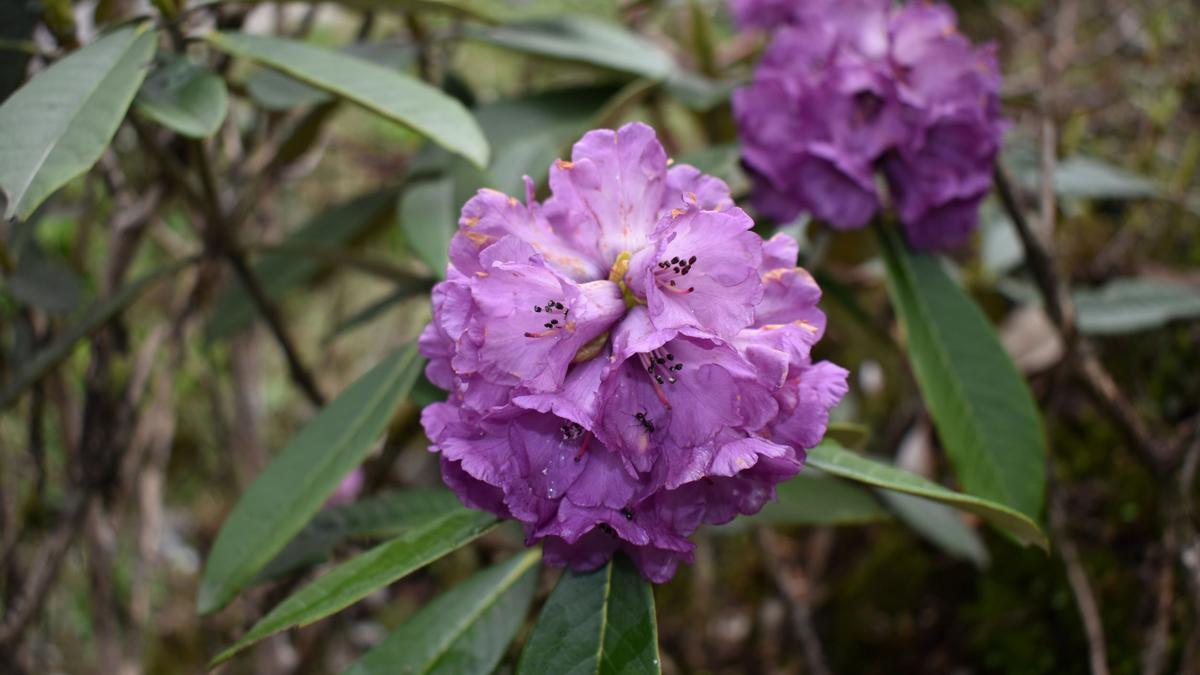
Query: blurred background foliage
xmin=1 ymin=0 xmax=1199 ymax=673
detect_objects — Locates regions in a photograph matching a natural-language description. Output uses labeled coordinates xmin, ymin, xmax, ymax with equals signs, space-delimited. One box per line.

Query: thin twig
xmin=190 ymin=139 xmax=327 ymax=408
xmin=1049 ymin=490 xmax=1110 ymax=675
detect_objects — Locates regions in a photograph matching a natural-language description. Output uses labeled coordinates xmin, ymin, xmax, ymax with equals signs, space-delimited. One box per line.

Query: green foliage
xmin=134 ymin=54 xmax=228 ymax=139
xmin=347 ymin=549 xmax=541 ymax=675
xmin=206 ymin=189 xmax=397 ymax=341
xmin=0 ymin=24 xmax=156 ymax=219
xmin=0 ymin=261 xmax=185 ymax=409
xmin=1073 ymin=277 xmax=1200 ymax=335
xmin=878 ymin=225 xmax=1047 ymax=523
xmin=211 ymin=508 xmax=498 ymax=663
xmin=256 ymin=488 xmax=466 ymax=581
xmin=716 ymin=470 xmax=891 ymax=532
xmin=198 ymin=345 xmax=424 ymax=614
xmin=473 ymin=16 xmax=676 ymax=81
xmin=517 ymin=555 xmax=660 ymax=675
xmin=807 ymin=443 xmax=1048 ymax=549
xmin=204 ymin=31 xmax=489 ymax=167
xmin=399 ymin=177 xmax=456 ymax=278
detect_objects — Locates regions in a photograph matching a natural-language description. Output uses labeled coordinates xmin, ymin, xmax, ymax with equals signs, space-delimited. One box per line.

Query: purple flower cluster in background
xmin=732 ymin=0 xmax=1006 ymax=249
xmin=420 ymin=123 xmax=847 ymax=582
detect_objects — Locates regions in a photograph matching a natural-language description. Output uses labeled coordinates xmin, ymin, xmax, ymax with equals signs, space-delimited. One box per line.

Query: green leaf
xmin=210 ymin=508 xmax=498 ymax=664
xmin=1052 ymin=155 xmax=1158 ymax=200
xmin=806 ymin=442 xmax=1048 ymax=549
xmin=134 ymin=54 xmax=228 ymax=138
xmin=197 ymin=344 xmax=425 ymax=614
xmin=244 ymin=42 xmax=414 ymax=111
xmin=1073 ymin=277 xmax=1200 ymax=335
xmin=347 ymin=549 xmax=541 ymax=675
xmin=715 ymin=470 xmax=890 ymax=533
xmin=206 ymin=189 xmax=395 ymax=341
xmin=399 ymin=177 xmax=455 ymax=278
xmin=256 ymin=489 xmax=464 ymax=581
xmin=215 ymin=0 xmax=503 ymax=22
xmin=4 ymin=246 xmax=83 ymax=315
xmin=0 ymin=261 xmax=185 ymax=409
xmin=878 ymin=225 xmax=1046 ymax=522
xmin=0 ymin=24 xmax=157 ymax=220
xmin=517 ymin=554 xmax=660 ymax=675
xmin=474 ymin=16 xmax=676 ymax=82
xmin=205 ymin=32 xmax=489 ymax=167
xmin=877 ymin=490 xmax=989 ymax=567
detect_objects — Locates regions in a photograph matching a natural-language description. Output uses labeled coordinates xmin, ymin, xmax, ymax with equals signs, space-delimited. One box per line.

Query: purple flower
xmin=732 ymin=0 xmax=1005 ymax=249
xmin=421 ymin=122 xmax=847 ymax=583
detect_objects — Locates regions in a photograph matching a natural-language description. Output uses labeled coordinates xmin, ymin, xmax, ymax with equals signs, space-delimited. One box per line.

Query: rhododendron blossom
xmin=732 ymin=0 xmax=1006 ymax=249
xmin=420 ymin=122 xmax=848 ymax=582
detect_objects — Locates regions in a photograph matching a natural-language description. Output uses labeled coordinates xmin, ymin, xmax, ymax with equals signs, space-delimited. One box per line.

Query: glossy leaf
xmin=0 ymin=24 xmax=157 ymax=219
xmin=256 ymin=489 xmax=464 ymax=581
xmin=198 ymin=344 xmax=425 ymax=614
xmin=474 ymin=17 xmax=675 ymax=82
xmin=216 ymin=0 xmax=503 ymax=22
xmin=1073 ymin=277 xmax=1200 ymax=335
xmin=211 ymin=508 xmax=498 ymax=663
xmin=878 ymin=225 xmax=1046 ymax=522
xmin=399 ymin=177 xmax=455 ymax=278
xmin=806 ymin=442 xmax=1048 ymax=549
xmin=205 ymin=32 xmax=488 ymax=167
xmin=347 ymin=549 xmax=541 ymax=675
xmin=135 ymin=54 xmax=228 ymax=138
xmin=206 ymin=189 xmax=395 ymax=341
xmin=517 ymin=554 xmax=660 ymax=675
xmin=0 ymin=261 xmax=185 ymax=409
xmin=716 ymin=470 xmax=890 ymax=533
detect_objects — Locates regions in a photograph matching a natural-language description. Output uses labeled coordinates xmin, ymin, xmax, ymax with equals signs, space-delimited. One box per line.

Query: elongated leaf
xmin=878 ymin=225 xmax=1046 ymax=522
xmin=878 ymin=490 xmax=989 ymax=567
xmin=347 ymin=549 xmax=541 ymax=675
xmin=517 ymin=554 xmax=659 ymax=675
xmin=0 ymin=261 xmax=184 ymax=409
xmin=257 ymin=489 xmax=464 ymax=581
xmin=0 ymin=24 xmax=157 ymax=219
xmin=245 ymin=42 xmax=414 ymax=111
xmin=1073 ymin=277 xmax=1200 ymax=335
xmin=806 ymin=442 xmax=1047 ymax=549
xmin=211 ymin=508 xmax=498 ymax=663
xmin=205 ymin=32 xmax=488 ymax=167
xmin=198 ymin=345 xmax=425 ymax=614
xmin=206 ymin=189 xmax=395 ymax=341
xmin=135 ymin=54 xmax=228 ymax=138
xmin=474 ymin=17 xmax=675 ymax=82
xmin=716 ymin=470 xmax=890 ymax=533
xmin=1052 ymin=155 xmax=1158 ymax=200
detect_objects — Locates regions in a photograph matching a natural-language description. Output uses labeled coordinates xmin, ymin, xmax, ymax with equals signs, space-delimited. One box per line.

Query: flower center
xmin=524 ymin=298 xmax=570 ymax=338
xmin=654 ymin=254 xmax=696 ymax=294
xmin=637 ymin=347 xmax=684 ymax=409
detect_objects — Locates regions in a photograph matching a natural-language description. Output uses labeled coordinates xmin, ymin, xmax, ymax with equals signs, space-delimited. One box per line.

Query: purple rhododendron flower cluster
xmin=420 ymin=122 xmax=848 ymax=582
xmin=731 ymin=0 xmax=1006 ymax=249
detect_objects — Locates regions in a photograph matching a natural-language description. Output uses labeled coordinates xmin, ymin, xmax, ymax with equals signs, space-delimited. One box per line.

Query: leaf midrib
xmin=883 ymin=230 xmax=1013 ymax=509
